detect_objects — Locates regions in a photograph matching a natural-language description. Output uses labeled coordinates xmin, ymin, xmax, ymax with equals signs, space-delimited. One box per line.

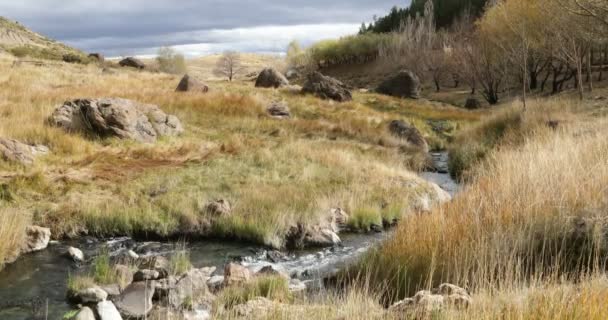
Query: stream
xmin=0 ymin=152 xmax=457 ymax=320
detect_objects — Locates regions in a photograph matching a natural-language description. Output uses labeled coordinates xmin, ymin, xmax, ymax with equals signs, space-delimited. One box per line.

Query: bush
xmin=307 ymin=33 xmax=393 ymax=67
xmin=157 ymin=46 xmax=187 ymax=74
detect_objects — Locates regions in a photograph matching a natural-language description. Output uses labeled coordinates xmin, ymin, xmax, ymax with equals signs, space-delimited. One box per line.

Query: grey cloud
xmin=0 ymin=0 xmax=407 ymax=56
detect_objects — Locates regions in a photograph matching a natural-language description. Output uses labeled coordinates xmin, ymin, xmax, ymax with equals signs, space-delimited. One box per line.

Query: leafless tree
xmin=213 ymin=51 xmax=243 ymax=81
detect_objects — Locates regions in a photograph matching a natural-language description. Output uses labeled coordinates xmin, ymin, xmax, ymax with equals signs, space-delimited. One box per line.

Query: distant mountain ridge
xmin=0 ymin=16 xmax=84 ymax=59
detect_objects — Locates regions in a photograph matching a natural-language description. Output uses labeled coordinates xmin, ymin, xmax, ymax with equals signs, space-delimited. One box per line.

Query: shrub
xmin=157 ymin=46 xmax=187 ymax=74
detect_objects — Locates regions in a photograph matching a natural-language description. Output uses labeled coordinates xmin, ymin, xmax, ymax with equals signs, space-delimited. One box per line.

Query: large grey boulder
xmin=388 ymin=120 xmax=429 ymax=153
xmin=167 ymin=268 xmax=213 ymax=309
xmin=67 ymin=246 xmax=84 ymax=263
xmin=389 ymin=283 xmax=471 ymax=315
xmin=115 ymin=281 xmax=155 ymax=318
xmin=377 ymin=70 xmax=421 ymax=99
xmin=302 ymin=72 xmax=352 ymax=102
xmin=288 ymin=224 xmax=341 ymax=248
xmin=224 ymin=263 xmax=251 ymax=286
xmin=97 ymin=301 xmax=123 ymax=320
xmin=255 ymin=68 xmax=289 ymax=88
xmin=49 ymin=98 xmax=184 ymax=143
xmin=74 ymin=306 xmax=96 ymax=320
xmin=119 ymin=57 xmax=145 ymax=69
xmin=22 ymin=226 xmax=51 ymax=253
xmin=78 ymin=287 xmax=108 ymax=303
xmin=176 ymin=74 xmax=209 ymax=93
xmin=0 ymin=138 xmax=49 ymax=165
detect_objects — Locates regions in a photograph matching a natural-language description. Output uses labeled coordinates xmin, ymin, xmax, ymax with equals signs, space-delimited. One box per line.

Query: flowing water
xmin=0 ymin=152 xmax=457 ymax=320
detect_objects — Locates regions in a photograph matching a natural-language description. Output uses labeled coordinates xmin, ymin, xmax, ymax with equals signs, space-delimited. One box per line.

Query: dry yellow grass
xmin=0 ymin=207 xmax=29 ymax=268
xmin=0 ymin=51 xmax=475 ymax=263
xmin=354 ymin=98 xmax=608 ymax=302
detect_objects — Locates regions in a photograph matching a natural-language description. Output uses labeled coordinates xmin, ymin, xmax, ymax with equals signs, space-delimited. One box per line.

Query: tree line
xmin=360 ymin=0 xmax=489 ymax=33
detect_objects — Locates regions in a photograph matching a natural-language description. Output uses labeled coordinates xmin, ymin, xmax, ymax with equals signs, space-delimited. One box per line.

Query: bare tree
xmin=558 ymin=0 xmax=608 ymax=27
xmin=213 ymin=51 xmax=243 ymax=81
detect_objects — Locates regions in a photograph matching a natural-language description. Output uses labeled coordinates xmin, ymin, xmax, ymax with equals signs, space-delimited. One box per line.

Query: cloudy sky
xmin=0 ymin=0 xmax=408 ymax=57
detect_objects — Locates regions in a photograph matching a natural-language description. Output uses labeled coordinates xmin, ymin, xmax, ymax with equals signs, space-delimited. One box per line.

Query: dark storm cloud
xmin=0 ymin=0 xmax=407 ymax=56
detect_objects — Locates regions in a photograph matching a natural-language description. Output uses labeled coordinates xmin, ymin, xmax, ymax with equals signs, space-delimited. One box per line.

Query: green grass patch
xmin=218 ymin=276 xmax=291 ymax=310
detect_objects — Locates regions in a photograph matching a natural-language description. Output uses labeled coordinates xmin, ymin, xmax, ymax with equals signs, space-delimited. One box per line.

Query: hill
xmin=0 ymin=16 xmax=84 ymax=60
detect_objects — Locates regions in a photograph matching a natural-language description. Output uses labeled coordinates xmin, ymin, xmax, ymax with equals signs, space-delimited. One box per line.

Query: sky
xmin=0 ymin=0 xmax=408 ymax=57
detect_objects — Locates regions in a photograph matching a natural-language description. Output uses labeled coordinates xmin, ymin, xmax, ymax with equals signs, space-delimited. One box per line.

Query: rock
xmin=88 ymin=53 xmax=105 ymax=63
xmin=97 ymin=301 xmax=123 ymax=320
xmin=167 ymin=268 xmax=213 ymax=310
xmin=377 ymin=70 xmax=420 ymax=99
xmin=78 ymin=287 xmax=108 ymax=303
xmin=288 ymin=279 xmax=307 ymax=293
xmin=49 ymin=98 xmax=183 ymax=143
xmin=22 ymin=226 xmax=51 ymax=253
xmin=74 ymin=306 xmax=96 ymax=320
xmin=206 ymin=275 xmax=224 ymax=292
xmin=266 ymin=250 xmax=286 ymax=263
xmin=119 ymin=57 xmax=145 ymax=69
xmin=255 ymin=68 xmax=289 ymax=88
xmin=389 ymin=283 xmax=471 ymax=315
xmin=176 ymin=74 xmax=209 ymax=93
xmin=267 ymin=101 xmax=291 ymax=119
xmin=547 ymin=120 xmax=560 ymax=130
xmin=288 ymin=224 xmax=342 ymax=248
xmin=205 ymin=199 xmax=232 ymax=216
xmin=0 ymin=138 xmax=49 ymax=165
xmin=304 ymin=227 xmax=341 ymax=247
xmin=302 ymin=72 xmax=352 ymax=102
xmin=133 ymin=269 xmax=161 ymax=281
xmin=67 ymin=246 xmax=84 ymax=263
xmin=199 ymin=266 xmax=217 ymax=277
xmin=115 ymin=281 xmax=155 ymax=319
xmin=139 ymin=255 xmax=170 ymax=276
xmin=388 ymin=120 xmax=429 ymax=153
xmin=464 ymin=96 xmax=482 ymax=109
xmin=415 ymin=182 xmax=452 ymax=213
xmin=329 ymin=208 xmax=349 ymax=233
xmin=256 ymin=265 xmax=289 ymax=279
xmin=100 ymin=284 xmax=121 ymax=298
xmin=224 ymin=263 xmax=251 ymax=286
xmin=127 ymin=250 xmax=139 ymax=260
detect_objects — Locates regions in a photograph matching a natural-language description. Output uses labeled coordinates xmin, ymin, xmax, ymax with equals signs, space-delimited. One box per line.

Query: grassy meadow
xmin=0 ymin=52 xmax=477 ymax=267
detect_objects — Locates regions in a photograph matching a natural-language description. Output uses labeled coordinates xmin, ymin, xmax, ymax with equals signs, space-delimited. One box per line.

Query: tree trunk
xmin=587 ymin=49 xmax=593 ymax=92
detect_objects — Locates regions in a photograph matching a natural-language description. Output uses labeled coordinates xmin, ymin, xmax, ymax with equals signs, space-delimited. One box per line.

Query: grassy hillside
xmin=0 ymin=51 xmax=479 ymax=267
xmin=0 ymin=17 xmax=85 ymax=61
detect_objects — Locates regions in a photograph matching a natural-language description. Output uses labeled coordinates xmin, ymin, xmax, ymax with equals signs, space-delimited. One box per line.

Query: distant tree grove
xmin=290 ymin=0 xmax=608 ymax=106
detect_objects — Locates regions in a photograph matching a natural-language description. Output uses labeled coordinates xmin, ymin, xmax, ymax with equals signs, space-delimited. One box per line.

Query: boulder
xmin=67 ymin=246 xmax=84 ymax=263
xmin=206 ymin=275 xmax=224 ymax=292
xmin=377 ymin=70 xmax=420 ymax=99
xmin=78 ymin=287 xmax=108 ymax=303
xmin=74 ymin=306 xmax=96 ymax=320
xmin=100 ymin=284 xmax=121 ymax=298
xmin=464 ymin=96 xmax=482 ymax=109
xmin=255 ymin=68 xmax=289 ymax=88
xmin=22 ymin=226 xmax=51 ymax=253
xmin=176 ymin=74 xmax=209 ymax=93
xmin=167 ymin=268 xmax=213 ymax=310
xmin=256 ymin=265 xmax=289 ymax=279
xmin=267 ymin=102 xmax=291 ymax=119
xmin=119 ymin=57 xmax=145 ymax=69
xmin=88 ymin=53 xmax=105 ymax=63
xmin=285 ymin=68 xmax=300 ymax=80
xmin=302 ymin=72 xmax=352 ymax=102
xmin=415 ymin=182 xmax=452 ymax=213
xmin=49 ymin=98 xmax=183 ymax=143
xmin=115 ymin=281 xmax=155 ymax=319
xmin=205 ymin=199 xmax=232 ymax=216
xmin=389 ymin=283 xmax=471 ymax=315
xmin=388 ymin=120 xmax=429 ymax=153
xmin=0 ymin=138 xmax=49 ymax=165
xmin=127 ymin=250 xmax=139 ymax=260
xmin=97 ymin=301 xmax=123 ymax=320
xmin=329 ymin=208 xmax=349 ymax=233
xmin=133 ymin=269 xmax=161 ymax=281
xmin=224 ymin=263 xmax=251 ymax=286
xmin=139 ymin=255 xmax=170 ymax=276
xmin=288 ymin=224 xmax=341 ymax=248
